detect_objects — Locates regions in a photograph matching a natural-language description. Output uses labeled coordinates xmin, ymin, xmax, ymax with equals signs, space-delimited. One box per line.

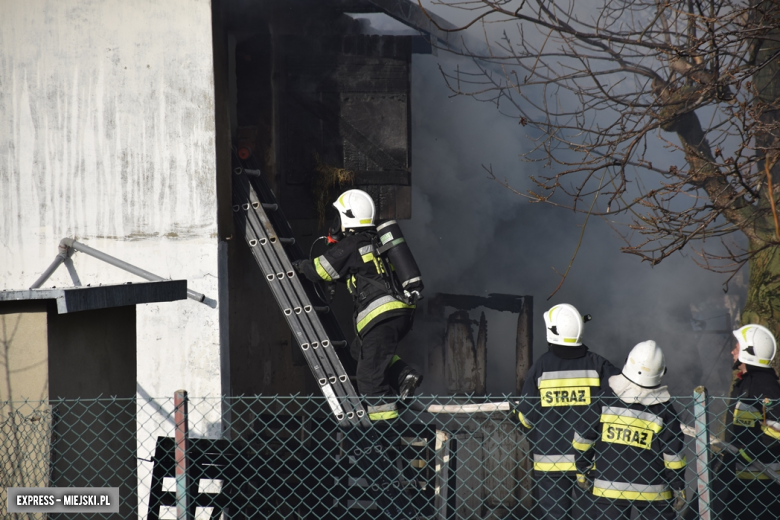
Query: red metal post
xmin=174 ymin=390 xmax=189 ymax=520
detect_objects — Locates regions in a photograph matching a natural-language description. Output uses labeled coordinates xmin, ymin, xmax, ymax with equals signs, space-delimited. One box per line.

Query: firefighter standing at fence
xmin=571 ymin=340 xmax=686 ymax=520
xmin=512 ymin=303 xmax=620 ymax=520
xmin=725 ymin=324 xmax=780 ymax=520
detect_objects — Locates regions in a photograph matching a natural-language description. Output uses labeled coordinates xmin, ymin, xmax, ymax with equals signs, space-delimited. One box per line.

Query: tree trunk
xmin=742 ymin=240 xmax=780 ymax=376
xmin=742 ymin=1 xmax=780 ymax=375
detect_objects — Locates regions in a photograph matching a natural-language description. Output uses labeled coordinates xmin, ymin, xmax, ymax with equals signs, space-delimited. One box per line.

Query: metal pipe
xmin=29 ymin=243 xmax=69 ymax=289
xmin=693 ymin=386 xmax=712 ymax=520
xmin=174 ymin=390 xmax=190 ymax=520
xmin=60 ymin=238 xmax=206 ymax=302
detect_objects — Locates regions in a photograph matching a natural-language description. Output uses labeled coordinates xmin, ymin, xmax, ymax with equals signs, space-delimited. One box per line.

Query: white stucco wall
xmin=1 ymin=1 xmax=221 ymax=514
xmin=0 ymin=0 xmax=220 ymax=393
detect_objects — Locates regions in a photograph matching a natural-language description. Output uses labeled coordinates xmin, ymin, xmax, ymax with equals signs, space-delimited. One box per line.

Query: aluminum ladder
xmin=231 ymin=162 xmax=369 ymax=428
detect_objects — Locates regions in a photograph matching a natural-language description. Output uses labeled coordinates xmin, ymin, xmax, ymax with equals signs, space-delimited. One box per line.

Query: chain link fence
xmin=0 ymin=393 xmax=777 ymax=519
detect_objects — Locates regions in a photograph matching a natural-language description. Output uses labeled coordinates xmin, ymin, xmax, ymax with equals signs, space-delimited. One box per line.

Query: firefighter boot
xmin=387 ymin=356 xmax=423 ymax=400
xmin=398 ymin=366 xmax=423 ymax=400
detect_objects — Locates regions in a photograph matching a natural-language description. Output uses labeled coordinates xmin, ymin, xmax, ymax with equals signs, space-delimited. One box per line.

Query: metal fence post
xmin=174 ymin=390 xmax=190 ymax=520
xmin=694 ymin=386 xmax=712 ymax=520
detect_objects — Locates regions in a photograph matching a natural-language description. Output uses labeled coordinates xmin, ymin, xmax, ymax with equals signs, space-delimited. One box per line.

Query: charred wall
xmin=223 ymin=1 xmax=424 ymax=395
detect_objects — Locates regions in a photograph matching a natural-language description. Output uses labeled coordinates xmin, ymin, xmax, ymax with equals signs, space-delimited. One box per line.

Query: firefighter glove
xmin=576 ymin=473 xmax=592 ymax=492
xmin=291 ymin=260 xmax=304 ymax=273
xmin=672 ymin=489 xmax=686 ymax=511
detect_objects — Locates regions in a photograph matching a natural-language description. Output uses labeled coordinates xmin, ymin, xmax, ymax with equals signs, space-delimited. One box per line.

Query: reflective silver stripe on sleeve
xmin=574 ymin=432 xmax=595 ymax=446
xmin=317 ymin=256 xmax=340 ymax=280
xmin=366 ymin=403 xmax=398 ymax=414
xmin=663 ymin=453 xmax=685 ymax=463
xmin=736 ymin=401 xmax=760 ymax=412
xmin=766 ymin=419 xmax=780 ymax=430
xmin=533 ymin=454 xmax=576 ymax=464
xmin=356 ymin=295 xmax=401 ymax=324
xmin=359 ymin=245 xmax=374 ymax=255
xmin=593 ymin=480 xmax=668 ymax=494
xmin=537 ymin=370 xmax=599 ymax=386
xmin=601 ymin=406 xmax=664 ymax=429
xmin=736 ymin=461 xmax=780 ymax=472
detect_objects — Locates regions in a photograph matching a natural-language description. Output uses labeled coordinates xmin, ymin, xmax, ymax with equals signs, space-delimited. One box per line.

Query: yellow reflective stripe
xmin=373 ymin=257 xmax=384 ymax=274
xmin=600 ymin=414 xmax=663 ymax=434
xmin=356 ymin=301 xmax=414 ymax=332
xmin=739 ymin=449 xmax=753 ymax=463
xmin=390 ymin=355 xmax=401 ymax=366
xmin=360 ymin=218 xmax=372 ymax=224
xmin=593 ymin=488 xmax=672 ymax=501
xmin=368 ymin=411 xmax=398 ymax=421
xmin=533 ymin=462 xmax=577 ymax=472
xmin=573 ymin=440 xmax=593 ymax=452
xmin=361 ymin=253 xmax=375 ymax=263
xmin=733 ymin=409 xmax=762 ymax=428
xmin=515 ymin=411 xmax=532 ymax=429
xmin=538 ymin=378 xmax=600 ymax=389
xmin=664 ymin=457 xmax=687 ymax=470
xmin=762 ymin=424 xmax=780 ymax=441
xmin=313 ymin=257 xmax=332 ymax=281
xmin=563 ymin=338 xmax=577 ymax=343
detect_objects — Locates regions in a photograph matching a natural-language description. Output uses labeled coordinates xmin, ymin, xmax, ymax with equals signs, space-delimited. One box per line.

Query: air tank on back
xmin=375 ymin=220 xmax=423 ymax=292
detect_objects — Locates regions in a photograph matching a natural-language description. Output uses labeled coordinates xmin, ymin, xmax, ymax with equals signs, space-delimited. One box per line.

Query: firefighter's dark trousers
xmin=533 ymin=472 xmax=593 ymax=520
xmin=588 ymin=499 xmax=677 ymax=520
xmin=726 ymin=478 xmax=780 ymax=520
xmin=352 ymin=314 xmax=412 ymax=397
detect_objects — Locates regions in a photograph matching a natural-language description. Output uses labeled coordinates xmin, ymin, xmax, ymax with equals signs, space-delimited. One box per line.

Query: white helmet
xmin=623 ymin=340 xmax=666 ymax=387
xmin=733 ymin=324 xmax=777 ymax=367
xmin=544 ymin=304 xmax=586 ymax=346
xmin=333 ymin=189 xmax=375 ymax=229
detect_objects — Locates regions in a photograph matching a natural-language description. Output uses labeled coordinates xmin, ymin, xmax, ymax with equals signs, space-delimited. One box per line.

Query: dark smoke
xmin=354 ymin=13 xmax=745 ymax=398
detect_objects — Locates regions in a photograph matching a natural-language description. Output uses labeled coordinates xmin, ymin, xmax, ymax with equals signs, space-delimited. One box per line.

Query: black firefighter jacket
xmin=572 ymin=378 xmax=686 ymax=503
xmin=513 ymin=345 xmax=620 ymax=473
xmin=728 ymin=365 xmax=780 ymax=480
xmin=300 ymin=230 xmax=414 ymax=336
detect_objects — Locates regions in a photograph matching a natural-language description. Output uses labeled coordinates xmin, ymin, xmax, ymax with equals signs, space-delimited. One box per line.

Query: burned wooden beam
xmin=444 ymin=310 xmax=484 ymax=395
xmin=516 ymin=296 xmax=533 ymax=395
xmin=475 ymin=311 xmax=487 ymax=396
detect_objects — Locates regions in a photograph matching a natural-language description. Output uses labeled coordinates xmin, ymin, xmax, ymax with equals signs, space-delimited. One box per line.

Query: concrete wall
xmin=0 ymin=0 xmax=221 ymax=401
xmin=1 ymin=4 xmax=221 ymax=514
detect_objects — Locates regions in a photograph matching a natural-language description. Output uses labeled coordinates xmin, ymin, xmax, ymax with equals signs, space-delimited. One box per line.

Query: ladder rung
xmin=331 ymin=340 xmax=347 ymax=348
xmin=262 ymin=203 xmax=278 ymax=211
xmin=314 ymin=306 xmax=330 ymax=313
xmin=278 ymin=237 xmax=295 ymax=245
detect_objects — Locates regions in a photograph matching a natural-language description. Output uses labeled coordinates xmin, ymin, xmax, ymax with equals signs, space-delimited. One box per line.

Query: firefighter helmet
xmin=733 ymin=324 xmax=777 ymax=367
xmin=544 ymin=304 xmax=587 ymax=346
xmin=623 ymin=340 xmax=666 ymax=388
xmin=333 ymin=189 xmax=375 ymax=229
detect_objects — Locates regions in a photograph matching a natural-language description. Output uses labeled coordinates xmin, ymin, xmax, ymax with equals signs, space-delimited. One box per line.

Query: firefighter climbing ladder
xmin=231 ymin=163 xmax=369 ymax=428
